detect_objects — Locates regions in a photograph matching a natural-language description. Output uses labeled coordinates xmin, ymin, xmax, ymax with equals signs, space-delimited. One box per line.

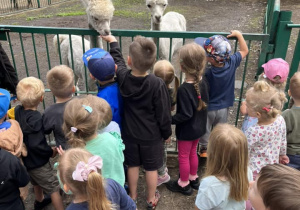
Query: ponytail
xmin=87 ymin=172 xmax=112 ymax=210
xmin=65 ymin=130 xmax=86 ymax=148
xmin=193 ymin=71 xmax=206 ymax=111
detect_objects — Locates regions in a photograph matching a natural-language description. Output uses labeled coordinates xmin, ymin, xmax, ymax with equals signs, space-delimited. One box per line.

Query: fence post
xmin=37 ymin=0 xmax=41 ymax=8
xmin=273 ymin=10 xmax=293 ymax=59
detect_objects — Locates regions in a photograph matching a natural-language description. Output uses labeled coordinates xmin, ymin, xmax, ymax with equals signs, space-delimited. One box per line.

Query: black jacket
xmin=110 ymin=42 xmax=172 ymax=145
xmin=0 ymin=148 xmax=29 ymax=210
xmin=15 ymin=105 xmax=53 ymax=170
xmin=0 ymin=43 xmax=18 ymax=95
xmin=172 ymin=77 xmax=209 ymax=140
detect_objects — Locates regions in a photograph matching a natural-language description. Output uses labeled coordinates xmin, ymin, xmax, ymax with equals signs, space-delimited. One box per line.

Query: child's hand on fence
xmin=101 ymin=35 xmax=117 ymax=43
xmin=279 ymin=155 xmax=290 ymax=165
xmin=165 ymin=137 xmax=171 ymax=144
xmin=57 ymin=145 xmax=65 ymax=156
xmin=227 ymin=30 xmax=242 ymax=39
xmin=51 ymin=147 xmax=58 ymax=158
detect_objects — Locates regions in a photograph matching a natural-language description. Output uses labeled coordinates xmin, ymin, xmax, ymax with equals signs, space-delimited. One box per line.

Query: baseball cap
xmin=82 ymin=48 xmax=115 ymax=82
xmin=195 ymin=35 xmax=231 ymax=63
xmin=0 ymin=88 xmax=11 ymax=119
xmin=262 ymin=58 xmax=289 ymax=83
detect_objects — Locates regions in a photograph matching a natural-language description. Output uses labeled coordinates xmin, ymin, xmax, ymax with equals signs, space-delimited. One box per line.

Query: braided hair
xmin=179 ymin=43 xmax=207 ymax=111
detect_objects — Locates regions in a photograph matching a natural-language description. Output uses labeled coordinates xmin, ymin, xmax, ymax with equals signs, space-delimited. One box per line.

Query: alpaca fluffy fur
xmin=146 ymin=0 xmax=186 ymax=60
xmin=53 ymin=35 xmax=97 ymax=91
xmin=80 ymin=0 xmax=115 ymax=48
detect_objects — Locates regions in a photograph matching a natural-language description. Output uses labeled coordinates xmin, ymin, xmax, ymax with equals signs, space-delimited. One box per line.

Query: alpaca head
xmin=86 ymin=0 xmax=115 ymax=36
xmin=146 ymin=0 xmax=168 ymax=24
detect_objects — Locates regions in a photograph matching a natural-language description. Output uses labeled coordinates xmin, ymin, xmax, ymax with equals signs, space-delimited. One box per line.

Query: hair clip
xmin=198 ymin=95 xmax=201 ymax=99
xmin=262 ymin=106 xmax=273 ymax=112
xmin=72 ymin=155 xmax=103 ymax=182
xmin=82 ymin=105 xmax=93 ymax=113
xmin=71 ymin=127 xmax=78 ymax=133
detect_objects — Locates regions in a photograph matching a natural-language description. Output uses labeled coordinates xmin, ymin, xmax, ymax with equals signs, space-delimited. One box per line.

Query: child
xmin=14 ymin=77 xmax=64 ymax=210
xmin=0 ymin=148 xmax=29 ymax=210
xmin=43 ymin=65 xmax=75 ymax=149
xmin=165 ymin=43 xmax=209 ymax=195
xmin=102 ymin=35 xmax=172 ymax=209
xmin=282 ymin=72 xmax=300 ymax=170
xmin=244 ymin=80 xmax=289 ymax=179
xmin=153 ymin=60 xmax=179 ymax=186
xmin=195 ymin=30 xmax=249 ymax=157
xmin=241 ymin=58 xmax=290 ymax=133
xmin=195 ymin=124 xmax=251 ymax=209
xmin=83 ymin=48 xmax=122 ymax=127
xmin=0 ymin=88 xmax=28 ymax=201
xmin=62 ymin=94 xmax=125 ymax=187
xmin=248 ymin=164 xmax=300 ymax=210
xmin=58 ymin=148 xmax=136 ymax=210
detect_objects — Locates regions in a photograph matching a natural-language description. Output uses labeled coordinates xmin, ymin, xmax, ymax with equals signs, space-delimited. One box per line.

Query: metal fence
xmin=0 ymin=0 xmax=69 ymax=15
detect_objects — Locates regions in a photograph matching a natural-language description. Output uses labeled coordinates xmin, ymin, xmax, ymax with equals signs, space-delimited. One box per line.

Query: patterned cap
xmin=195 ymin=35 xmax=231 ymax=63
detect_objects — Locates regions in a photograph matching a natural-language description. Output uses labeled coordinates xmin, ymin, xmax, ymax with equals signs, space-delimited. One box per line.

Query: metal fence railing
xmin=0 ymin=25 xmax=270 ymax=129
xmin=0 ymin=0 xmax=70 ymax=15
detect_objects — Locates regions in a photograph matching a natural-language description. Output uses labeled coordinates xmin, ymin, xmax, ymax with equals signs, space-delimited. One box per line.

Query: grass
xmin=26 ymin=14 xmax=53 ymax=21
xmin=56 ymin=11 xmax=85 ymax=17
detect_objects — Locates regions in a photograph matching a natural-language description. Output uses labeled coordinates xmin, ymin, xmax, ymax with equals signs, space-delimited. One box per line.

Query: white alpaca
xmin=53 ymin=35 xmax=97 ymax=91
xmin=146 ymin=0 xmax=186 ymax=60
xmin=80 ymin=0 xmax=115 ymax=48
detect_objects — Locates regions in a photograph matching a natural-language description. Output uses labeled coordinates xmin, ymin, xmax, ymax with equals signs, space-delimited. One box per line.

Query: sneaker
xmin=157 ymin=173 xmax=170 ymax=186
xmin=34 ymin=194 xmax=52 ymax=210
xmin=165 ymin=180 xmax=193 ymax=196
xmin=146 ymin=190 xmax=160 ymax=210
xmin=190 ymin=178 xmax=200 ymax=190
xmin=199 ymin=146 xmax=207 ymax=158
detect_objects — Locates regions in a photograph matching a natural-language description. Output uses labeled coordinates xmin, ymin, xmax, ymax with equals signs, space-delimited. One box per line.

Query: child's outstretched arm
xmin=227 ymin=30 xmax=249 ymax=59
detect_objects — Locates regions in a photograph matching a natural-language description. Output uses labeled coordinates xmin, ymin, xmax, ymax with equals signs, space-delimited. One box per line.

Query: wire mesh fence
xmin=0 ymin=0 xmax=70 ymax=15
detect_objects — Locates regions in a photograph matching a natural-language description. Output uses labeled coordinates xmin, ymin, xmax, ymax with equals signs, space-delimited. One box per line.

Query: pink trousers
xmin=178 ymin=139 xmax=199 ymax=181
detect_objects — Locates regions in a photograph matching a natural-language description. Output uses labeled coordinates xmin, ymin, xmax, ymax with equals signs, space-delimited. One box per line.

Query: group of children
xmin=0 ymin=28 xmax=299 ymax=210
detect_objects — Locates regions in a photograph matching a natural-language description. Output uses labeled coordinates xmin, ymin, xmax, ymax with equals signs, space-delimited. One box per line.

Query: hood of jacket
xmin=15 ymin=105 xmax=43 ymax=135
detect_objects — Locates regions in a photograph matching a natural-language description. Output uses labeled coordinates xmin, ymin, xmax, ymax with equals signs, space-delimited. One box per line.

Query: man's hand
xmin=101 ymin=35 xmax=117 ymax=43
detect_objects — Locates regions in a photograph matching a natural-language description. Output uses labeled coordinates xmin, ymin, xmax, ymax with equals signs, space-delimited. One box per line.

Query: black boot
xmin=165 ymin=180 xmax=193 ymax=196
xmin=190 ymin=178 xmax=200 ymax=190
xmin=34 ymin=194 xmax=52 ymax=210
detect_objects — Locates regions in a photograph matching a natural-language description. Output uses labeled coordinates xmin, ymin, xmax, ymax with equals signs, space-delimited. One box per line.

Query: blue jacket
xmin=97 ymin=81 xmax=122 ymax=127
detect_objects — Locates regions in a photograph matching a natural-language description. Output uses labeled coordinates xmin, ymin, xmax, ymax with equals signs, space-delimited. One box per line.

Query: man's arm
xmin=227 ymin=30 xmax=249 ymax=59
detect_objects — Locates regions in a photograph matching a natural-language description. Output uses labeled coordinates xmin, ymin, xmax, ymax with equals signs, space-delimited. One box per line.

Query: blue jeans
xmin=287 ymin=154 xmax=300 ymax=170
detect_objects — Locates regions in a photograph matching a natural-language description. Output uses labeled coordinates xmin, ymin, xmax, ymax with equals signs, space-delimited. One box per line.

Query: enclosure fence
xmin=0 ymin=0 xmax=71 ymax=15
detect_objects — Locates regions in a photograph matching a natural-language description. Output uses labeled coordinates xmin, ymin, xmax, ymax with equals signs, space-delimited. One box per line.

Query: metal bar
xmin=19 ymin=32 xmax=29 ymax=76
xmin=235 ymin=40 xmax=251 ymax=126
xmin=7 ymin=33 xmax=18 ymax=77
xmin=119 ymin=36 xmax=122 ymax=52
xmin=287 ymin=24 xmax=300 ymax=28
xmin=44 ymin=34 xmax=51 ymax=70
xmin=56 ymin=34 xmax=62 ymax=64
xmin=168 ymin=38 xmax=173 ymax=61
xmin=31 ymin=33 xmax=41 ymax=78
xmin=81 ymin=35 xmax=89 ymax=93
xmin=68 ymin=34 xmax=75 ymax=71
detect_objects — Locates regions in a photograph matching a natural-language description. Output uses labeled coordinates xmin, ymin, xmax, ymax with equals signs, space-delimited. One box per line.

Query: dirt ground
xmin=0 ymin=0 xmax=299 ymax=209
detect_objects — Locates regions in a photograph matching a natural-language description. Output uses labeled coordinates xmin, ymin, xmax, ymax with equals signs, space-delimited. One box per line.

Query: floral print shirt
xmin=245 ymin=115 xmax=287 ymax=174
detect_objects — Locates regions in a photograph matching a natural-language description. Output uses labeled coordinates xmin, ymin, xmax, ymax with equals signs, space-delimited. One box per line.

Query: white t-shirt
xmin=195 ymin=169 xmax=252 ymax=210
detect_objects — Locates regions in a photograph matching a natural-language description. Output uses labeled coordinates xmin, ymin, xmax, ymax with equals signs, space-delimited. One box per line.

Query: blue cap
xmin=0 ymin=88 xmax=11 ymax=119
xmin=82 ymin=48 xmax=115 ymax=82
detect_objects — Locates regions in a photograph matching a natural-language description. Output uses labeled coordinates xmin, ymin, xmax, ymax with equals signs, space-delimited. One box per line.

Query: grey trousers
xmin=199 ymin=108 xmax=229 ymax=146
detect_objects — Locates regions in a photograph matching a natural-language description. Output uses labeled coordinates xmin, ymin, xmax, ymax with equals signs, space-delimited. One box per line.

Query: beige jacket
xmin=0 ymin=119 xmax=27 ymax=157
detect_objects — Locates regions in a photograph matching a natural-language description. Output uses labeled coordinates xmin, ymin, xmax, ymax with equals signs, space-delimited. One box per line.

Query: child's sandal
xmin=146 ymin=190 xmax=160 ymax=210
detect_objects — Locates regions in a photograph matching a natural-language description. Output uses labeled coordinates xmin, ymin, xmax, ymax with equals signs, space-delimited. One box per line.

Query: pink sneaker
xmin=157 ymin=173 xmax=170 ymax=186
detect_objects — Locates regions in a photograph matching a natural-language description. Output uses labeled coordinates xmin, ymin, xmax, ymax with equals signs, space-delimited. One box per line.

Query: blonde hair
xmin=258 ymin=73 xmax=287 ymax=91
xmin=63 ymin=95 xmax=111 ymax=147
xmin=58 ymin=148 xmax=113 ymax=210
xmin=89 ymin=95 xmax=112 ymax=128
xmin=246 ymin=81 xmax=287 ymax=120
xmin=205 ymin=123 xmax=249 ymax=201
xmin=179 ymin=43 xmax=207 ymax=111
xmin=47 ymin=65 xmax=74 ymax=98
xmin=153 ymin=60 xmax=179 ymax=103
xmin=129 ymin=36 xmax=157 ymax=71
xmin=257 ymin=164 xmax=300 ymax=210
xmin=16 ymin=77 xmax=45 ymax=108
xmin=289 ymin=72 xmax=300 ymax=100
